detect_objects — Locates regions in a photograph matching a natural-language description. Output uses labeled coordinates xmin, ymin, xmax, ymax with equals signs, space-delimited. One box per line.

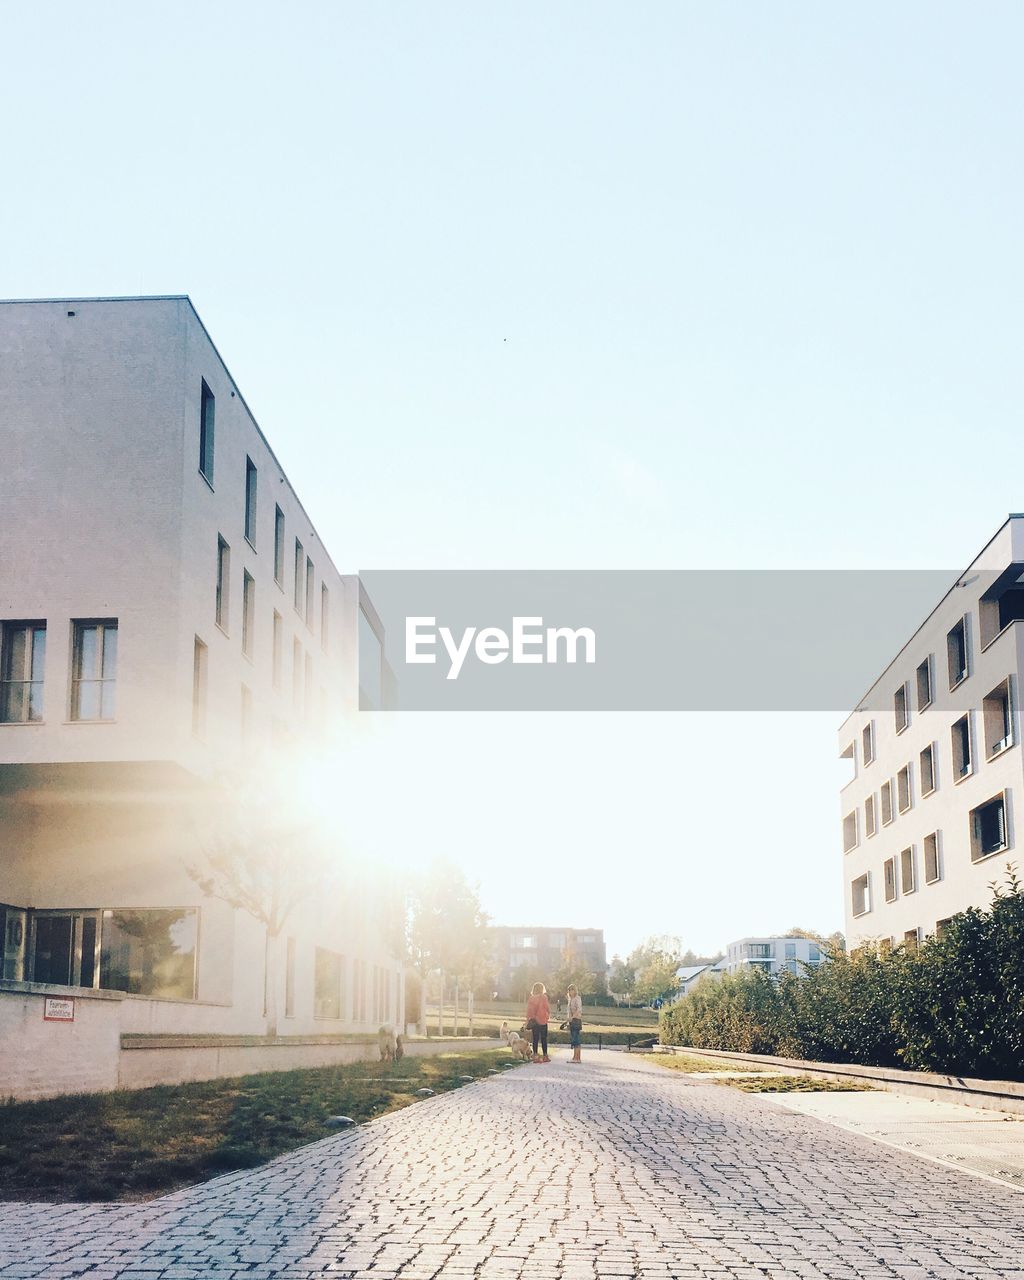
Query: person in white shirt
xmin=566 ymin=984 xmax=583 ymax=1064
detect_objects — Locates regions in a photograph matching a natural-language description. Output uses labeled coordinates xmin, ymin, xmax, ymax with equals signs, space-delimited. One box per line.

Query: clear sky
xmin=3 ymin=3 xmax=1023 ymax=956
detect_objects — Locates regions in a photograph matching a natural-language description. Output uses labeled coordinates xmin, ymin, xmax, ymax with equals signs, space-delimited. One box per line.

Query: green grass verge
xmin=713 ymin=1074 xmax=873 ymax=1093
xmin=0 ymin=1049 xmax=518 ymax=1204
xmin=639 ymin=1052 xmax=772 ymax=1073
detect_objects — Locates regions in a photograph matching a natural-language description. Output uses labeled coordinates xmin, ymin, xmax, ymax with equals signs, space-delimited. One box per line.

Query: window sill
xmin=980 ymin=621 xmax=1017 ymax=654
xmin=199 ymin=470 xmax=215 ymax=493
xmin=852 ymin=909 xmax=871 ymax=919
xmin=921 ymin=785 xmax=936 ymax=799
xmin=216 ymin=623 xmax=230 ymax=639
xmin=925 ymin=876 xmax=942 ymax=886
xmin=972 ymin=845 xmax=1009 ymax=863
xmin=898 ymin=805 xmax=912 ymax=816
xmin=954 ymin=768 xmax=974 ymax=786
xmin=917 ymin=697 xmax=933 ymax=714
xmin=949 ymin=673 xmax=969 ymax=692
xmin=895 ymin=723 xmax=909 ymax=736
xmin=63 ymin=718 xmax=116 ymax=726
xmin=245 ymin=536 xmax=257 ymax=554
xmin=986 ymin=741 xmax=1015 ymax=762
xmin=0 ymin=720 xmax=45 ymax=727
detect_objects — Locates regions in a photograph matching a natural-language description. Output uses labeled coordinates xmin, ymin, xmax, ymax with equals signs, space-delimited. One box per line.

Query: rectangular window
xmin=903 ymin=928 xmax=920 ymax=952
xmin=897 ymin=764 xmax=912 ymax=814
xmin=274 ymin=506 xmax=285 ymax=585
xmin=808 ymin=943 xmax=820 ymax=963
xmin=970 ymin=793 xmax=1008 ymax=862
xmin=916 ymin=655 xmax=933 ymax=712
xmin=920 ymin=743 xmax=936 ymax=796
xmin=70 ymin=621 xmax=118 ymax=721
xmin=0 ymin=622 xmax=46 ymax=723
xmin=216 ymin=537 xmax=230 ymax=632
xmin=851 ymin=873 xmax=870 ymax=918
xmin=880 ymin=779 xmax=894 ymax=826
xmin=100 ymin=908 xmax=198 ymax=999
xmin=894 ymin=683 xmax=909 ymax=734
xmin=315 ymin=946 xmax=341 ymax=1019
xmin=952 ymin=713 xmax=972 ymax=781
xmin=935 ymin=917 xmax=952 ymax=940
xmin=321 ymin=583 xmax=329 ymax=652
xmin=862 ymin=721 xmax=874 ymax=766
xmin=842 ymin=810 xmax=858 ymax=853
xmin=285 ymin=937 xmax=296 ymax=1018
xmin=947 ymin=617 xmax=968 ymax=688
xmin=924 ymin=831 xmax=941 ymax=884
xmin=304 ymin=653 xmax=313 ymax=720
xmin=864 ymin=793 xmax=877 ymax=838
xmin=883 ymin=857 xmax=897 ymax=903
xmin=241 ymin=683 xmax=253 ymax=741
xmin=244 ymin=457 xmax=258 ymax=545
xmin=305 ymin=558 xmax=315 ymax=630
xmin=192 ymin=637 xmax=207 ymax=737
xmin=900 ymin=846 xmax=915 ymax=895
xmin=272 ymin=611 xmax=283 ymax=688
xmin=292 ymin=638 xmax=302 ymax=710
xmin=983 ymin=677 xmax=1013 ymax=758
xmin=242 ymin=571 xmax=255 ymax=659
xmin=294 ymin=539 xmax=304 ymax=614
xmin=199 ymin=380 xmax=215 ymax=482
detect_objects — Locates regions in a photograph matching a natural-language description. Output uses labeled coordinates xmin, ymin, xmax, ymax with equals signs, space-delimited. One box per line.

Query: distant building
xmin=723 ymin=936 xmax=823 ymax=977
xmin=488 ymin=926 xmax=607 ymax=999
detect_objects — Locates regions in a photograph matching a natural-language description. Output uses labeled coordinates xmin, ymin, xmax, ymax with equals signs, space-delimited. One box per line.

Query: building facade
xmin=0 ymin=296 xmax=403 ymax=1077
xmin=722 ymin=936 xmax=823 ymax=977
xmin=488 ymin=925 xmax=607 ymax=999
xmin=840 ymin=516 xmax=1024 ymax=949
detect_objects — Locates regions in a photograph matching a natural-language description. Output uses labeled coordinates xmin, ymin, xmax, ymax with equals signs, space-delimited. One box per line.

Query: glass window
xmin=71 ymin=621 xmax=117 ymax=721
xmin=315 ymin=946 xmax=342 ymax=1019
xmin=1 ymin=622 xmax=46 ymax=723
xmin=294 ymin=539 xmax=304 ymax=614
xmin=244 ymin=457 xmax=258 ymax=544
xmin=192 ymin=637 xmax=207 ymax=737
xmin=242 ymin=571 xmax=255 ymax=659
xmin=321 ymin=583 xmax=329 ymax=652
xmin=305 ymin=558 xmax=315 ymax=629
xmin=199 ymin=380 xmax=215 ymax=482
xmin=100 ymin=908 xmax=198 ymax=999
xmin=216 ymin=537 xmax=230 ymax=631
xmin=274 ymin=506 xmax=285 ymax=584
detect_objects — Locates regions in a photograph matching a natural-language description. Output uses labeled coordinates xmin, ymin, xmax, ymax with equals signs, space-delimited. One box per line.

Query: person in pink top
xmin=525 ymin=982 xmax=551 ymax=1062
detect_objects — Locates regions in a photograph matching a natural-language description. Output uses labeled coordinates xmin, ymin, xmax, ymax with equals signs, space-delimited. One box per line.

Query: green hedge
xmin=660 ymin=871 xmax=1024 ymax=1080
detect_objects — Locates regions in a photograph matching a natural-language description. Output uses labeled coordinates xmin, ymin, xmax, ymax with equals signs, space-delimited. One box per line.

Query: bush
xmin=660 ymin=869 xmax=1024 ymax=1081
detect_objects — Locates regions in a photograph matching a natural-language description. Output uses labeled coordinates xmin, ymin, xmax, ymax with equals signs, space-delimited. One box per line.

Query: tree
xmin=633 ymin=953 xmax=681 ymax=1005
xmin=406 ymin=858 xmax=488 ymax=1036
xmin=186 ymin=774 xmax=339 ymax=1039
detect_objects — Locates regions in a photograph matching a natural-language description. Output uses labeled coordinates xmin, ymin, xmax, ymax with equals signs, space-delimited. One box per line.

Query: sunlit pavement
xmin=2 ymin=1051 xmax=1023 ymax=1280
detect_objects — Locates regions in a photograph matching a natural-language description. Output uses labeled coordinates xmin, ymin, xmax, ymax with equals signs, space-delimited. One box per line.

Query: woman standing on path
xmin=525 ymin=982 xmax=550 ymax=1062
xmin=566 ymin=984 xmax=583 ymax=1064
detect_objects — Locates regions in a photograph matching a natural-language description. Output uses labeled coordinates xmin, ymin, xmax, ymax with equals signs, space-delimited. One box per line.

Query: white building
xmin=840 ymin=516 xmax=1024 ymax=950
xmin=722 ymin=937 xmax=823 ymax=977
xmin=0 ymin=296 xmax=403 ymax=1096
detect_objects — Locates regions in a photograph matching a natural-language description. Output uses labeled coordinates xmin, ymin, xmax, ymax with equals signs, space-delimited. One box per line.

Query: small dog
xmin=378 ymin=1025 xmax=397 ymax=1062
xmin=499 ymin=1019 xmax=534 ymax=1061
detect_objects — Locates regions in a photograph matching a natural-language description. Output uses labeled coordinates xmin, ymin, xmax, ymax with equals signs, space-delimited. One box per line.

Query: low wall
xmin=119 ymin=1034 xmax=498 ymax=1089
xmin=0 ymin=985 xmax=124 ymax=1101
xmin=665 ymin=1044 xmax=1024 ymax=1116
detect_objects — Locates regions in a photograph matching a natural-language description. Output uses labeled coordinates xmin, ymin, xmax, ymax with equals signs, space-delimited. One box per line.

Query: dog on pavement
xmin=499 ymin=1020 xmax=534 ymax=1061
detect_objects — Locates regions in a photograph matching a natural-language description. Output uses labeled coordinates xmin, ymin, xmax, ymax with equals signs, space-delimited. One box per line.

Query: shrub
xmin=660 ymin=869 xmax=1024 ymax=1081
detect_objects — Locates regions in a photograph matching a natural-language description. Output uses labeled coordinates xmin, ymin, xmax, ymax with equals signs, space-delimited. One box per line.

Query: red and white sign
xmin=43 ymin=997 xmax=75 ymax=1022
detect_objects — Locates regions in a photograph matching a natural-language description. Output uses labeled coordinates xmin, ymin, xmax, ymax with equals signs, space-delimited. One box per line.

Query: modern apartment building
xmin=722 ymin=936 xmax=823 ymax=976
xmin=489 ymin=925 xmax=608 ymax=999
xmin=840 ymin=516 xmax=1024 ymax=949
xmin=0 ymin=296 xmax=403 ymax=1095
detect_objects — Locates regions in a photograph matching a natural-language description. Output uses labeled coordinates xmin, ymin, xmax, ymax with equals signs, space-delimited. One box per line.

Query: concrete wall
xmin=0 ymin=985 xmax=123 ymax=1100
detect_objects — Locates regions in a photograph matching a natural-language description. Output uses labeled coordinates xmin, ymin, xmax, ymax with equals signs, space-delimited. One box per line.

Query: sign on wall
xmin=43 ymin=997 xmax=75 ymax=1022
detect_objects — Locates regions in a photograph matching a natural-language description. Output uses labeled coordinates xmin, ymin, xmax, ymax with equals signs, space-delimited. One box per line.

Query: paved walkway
xmin=1 ymin=1052 xmax=1023 ymax=1280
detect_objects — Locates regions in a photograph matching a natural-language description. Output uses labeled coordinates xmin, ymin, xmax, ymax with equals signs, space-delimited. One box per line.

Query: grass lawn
xmin=639 ymin=1052 xmax=772 ymax=1073
xmin=713 ymin=1074 xmax=873 ymax=1094
xmin=0 ymin=1049 xmax=519 ymax=1205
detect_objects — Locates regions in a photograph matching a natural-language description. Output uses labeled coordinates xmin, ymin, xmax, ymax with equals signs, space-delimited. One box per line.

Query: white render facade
xmin=0 ymin=296 xmax=403 ymax=1058
xmin=723 ymin=936 xmax=823 ymax=977
xmin=840 ymin=516 xmax=1024 ymax=950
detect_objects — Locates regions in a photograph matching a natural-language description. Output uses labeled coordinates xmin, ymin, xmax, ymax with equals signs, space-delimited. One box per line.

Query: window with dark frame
xmin=199 ymin=380 xmax=215 ymax=482
xmin=900 ymin=846 xmax=915 ymax=894
xmin=294 ymin=539 xmax=304 ymax=614
xmin=883 ymin=857 xmax=897 ymax=903
xmin=916 ymin=655 xmax=933 ymax=711
xmin=216 ymin=537 xmax=230 ymax=632
xmin=952 ymin=713 xmax=972 ymax=780
xmin=274 ymin=506 xmax=285 ymax=584
xmin=894 ymin=683 xmax=909 ymax=733
xmin=192 ymin=637 xmax=207 ymax=737
xmin=0 ymin=622 xmax=46 ymax=723
xmin=947 ymin=617 xmax=968 ymax=688
xmin=242 ymin=571 xmax=255 ymax=659
xmin=924 ymin=831 xmax=941 ymax=883
xmin=71 ymin=621 xmax=118 ymax=721
xmin=862 ymin=721 xmax=874 ymax=765
xmin=245 ymin=457 xmax=258 ymax=545
xmin=920 ymin=743 xmax=936 ymax=795
xmin=970 ymin=794 xmax=1008 ymax=862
